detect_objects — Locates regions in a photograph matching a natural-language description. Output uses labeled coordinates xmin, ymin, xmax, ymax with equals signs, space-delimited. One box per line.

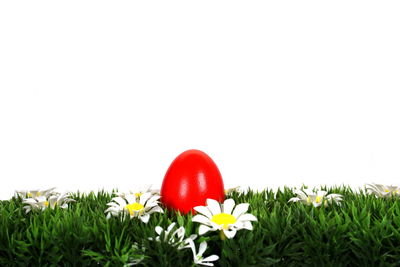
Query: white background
xmin=1 ymin=1 xmax=400 ymax=200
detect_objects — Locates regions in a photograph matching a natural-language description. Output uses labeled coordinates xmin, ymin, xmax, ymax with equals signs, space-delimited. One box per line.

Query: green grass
xmin=1 ymin=186 xmax=400 ymax=266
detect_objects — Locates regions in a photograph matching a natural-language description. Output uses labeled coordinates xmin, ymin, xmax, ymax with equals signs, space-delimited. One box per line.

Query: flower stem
xmin=220 ymin=230 xmax=227 ymax=241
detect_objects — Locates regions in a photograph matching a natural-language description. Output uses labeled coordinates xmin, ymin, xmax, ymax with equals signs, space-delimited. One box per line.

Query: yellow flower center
xmin=307 ymin=196 xmax=311 ymax=203
xmin=135 ymin=192 xmax=143 ymax=198
xmin=27 ymin=192 xmax=32 ymax=197
xmin=211 ymin=213 xmax=236 ymax=229
xmin=315 ymin=196 xmax=322 ymax=203
xmin=44 ymin=201 xmax=49 ymax=207
xmin=385 ymin=189 xmax=389 ymax=192
xmin=125 ymin=203 xmax=145 ymax=216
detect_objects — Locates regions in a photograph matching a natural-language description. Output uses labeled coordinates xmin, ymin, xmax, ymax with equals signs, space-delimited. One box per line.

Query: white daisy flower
xmin=115 ymin=185 xmax=160 ymax=199
xmin=16 ymin=187 xmax=57 ymax=199
xmin=149 ymin=222 xmax=197 ymax=250
xmin=185 ymin=239 xmax=219 ymax=266
xmin=224 ymin=186 xmax=242 ymax=195
xmin=105 ymin=192 xmax=163 ymax=223
xmin=192 ymin=198 xmax=257 ymax=240
xmin=288 ymin=188 xmax=343 ymax=207
xmin=22 ymin=193 xmax=75 ymax=213
xmin=366 ymin=183 xmax=400 ymax=198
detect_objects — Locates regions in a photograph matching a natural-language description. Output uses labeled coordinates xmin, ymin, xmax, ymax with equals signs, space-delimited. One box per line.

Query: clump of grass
xmin=1 ymin=186 xmax=400 ymax=266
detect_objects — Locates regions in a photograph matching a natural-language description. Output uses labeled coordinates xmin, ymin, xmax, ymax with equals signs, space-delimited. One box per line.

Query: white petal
xmin=198 ymin=241 xmax=207 ymax=256
xmin=147 ymin=195 xmax=161 ymax=203
xmin=151 ymin=189 xmax=160 ymax=195
xmin=222 ymin=199 xmax=235 ymax=215
xmin=188 ymin=234 xmax=197 ymax=241
xmin=313 ymin=201 xmax=322 ymax=208
xmin=237 ymin=213 xmax=257 ymax=222
xmin=179 ymin=237 xmax=192 ymax=250
xmin=304 ymin=188 xmax=315 ymax=195
xmin=199 ymin=225 xmax=211 ymax=235
xmin=209 ymin=220 xmax=222 ymax=230
xmin=239 ymin=221 xmax=253 ymax=230
xmin=140 ymin=213 xmax=150 ymax=223
xmin=192 ymin=215 xmax=212 ymax=226
xmin=232 ymin=203 xmax=249 ymax=218
xmin=174 ymin=227 xmax=186 ymax=242
xmin=167 ymin=222 xmax=176 ymax=233
xmin=293 ymin=189 xmax=307 ymax=200
xmin=57 ymin=196 xmax=65 ymax=202
xmin=155 ymin=226 xmax=163 ymax=236
xmin=147 ymin=205 xmax=163 ymax=214
xmin=223 ymin=229 xmax=237 ymax=239
xmin=194 ymin=206 xmax=213 ymax=219
xmin=23 ymin=198 xmax=37 ymax=204
xmin=112 ymin=197 xmax=127 ymax=207
xmin=365 ymin=183 xmax=375 ymax=190
xmin=288 ymin=197 xmax=300 ymax=203
xmin=106 ymin=202 xmax=120 ymax=208
xmin=366 ymin=184 xmax=382 ymax=195
xmin=185 ymin=238 xmax=196 ymax=256
xmin=202 ymin=255 xmax=219 ymax=262
xmin=125 ymin=194 xmax=136 ymax=204
xmin=145 ymin=202 xmax=159 ymax=209
xmin=206 ymin=199 xmax=221 ymax=215
xmin=139 ymin=192 xmax=152 ymax=204
xmin=43 ymin=187 xmax=57 ymax=196
xmin=141 ymin=184 xmax=153 ymax=193
xmin=317 ymin=191 xmax=328 ymax=197
xmin=105 ymin=206 xmax=119 ymax=213
xmin=327 ymin=194 xmax=343 ymax=199
xmin=66 ymin=198 xmax=75 ymax=203
xmin=36 ymin=196 xmax=47 ymax=202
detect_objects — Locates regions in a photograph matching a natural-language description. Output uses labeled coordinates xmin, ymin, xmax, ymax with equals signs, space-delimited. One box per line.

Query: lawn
xmin=1 ymin=186 xmax=400 ymax=266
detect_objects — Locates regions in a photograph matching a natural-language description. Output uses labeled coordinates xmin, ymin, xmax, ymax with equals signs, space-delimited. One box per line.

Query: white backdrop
xmin=1 ymin=1 xmax=400 ymax=200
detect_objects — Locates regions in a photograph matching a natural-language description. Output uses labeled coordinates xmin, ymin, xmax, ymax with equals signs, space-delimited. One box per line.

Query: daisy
xmin=16 ymin=187 xmax=57 ymax=199
xmin=22 ymin=193 xmax=75 ymax=213
xmin=192 ymin=198 xmax=257 ymax=240
xmin=115 ymin=184 xmax=160 ymax=199
xmin=288 ymin=188 xmax=343 ymax=207
xmin=224 ymin=186 xmax=242 ymax=195
xmin=366 ymin=183 xmax=400 ymax=198
xmin=149 ymin=222 xmax=197 ymax=250
xmin=105 ymin=192 xmax=163 ymax=223
xmin=185 ymin=239 xmax=219 ymax=266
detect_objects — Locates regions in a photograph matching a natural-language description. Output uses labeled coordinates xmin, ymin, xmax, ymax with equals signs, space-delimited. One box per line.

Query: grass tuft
xmin=1 ymin=186 xmax=400 ymax=266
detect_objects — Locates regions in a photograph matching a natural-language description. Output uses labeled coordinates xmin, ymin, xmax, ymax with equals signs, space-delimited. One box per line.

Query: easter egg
xmin=160 ymin=149 xmax=225 ymax=214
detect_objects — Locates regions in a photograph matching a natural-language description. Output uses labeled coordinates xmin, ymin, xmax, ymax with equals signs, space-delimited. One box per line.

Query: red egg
xmin=160 ymin=149 xmax=225 ymax=214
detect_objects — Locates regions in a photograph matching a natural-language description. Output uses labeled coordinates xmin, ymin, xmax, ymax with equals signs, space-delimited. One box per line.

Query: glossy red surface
xmin=160 ymin=149 xmax=225 ymax=214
